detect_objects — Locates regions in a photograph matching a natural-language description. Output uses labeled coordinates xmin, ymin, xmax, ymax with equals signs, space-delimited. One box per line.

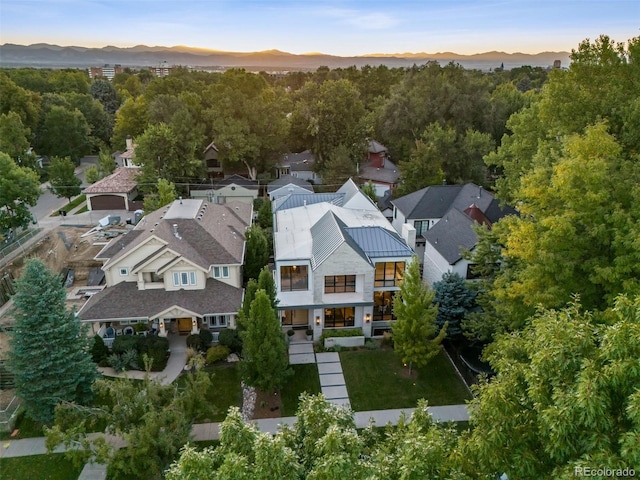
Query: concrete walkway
xmin=315 ymin=352 xmax=350 ymax=408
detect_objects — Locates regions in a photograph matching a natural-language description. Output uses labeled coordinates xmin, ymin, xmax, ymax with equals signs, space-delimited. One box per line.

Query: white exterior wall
xmin=213 ymin=185 xmax=258 ymax=204
xmin=210 ymin=264 xmax=242 ymax=288
xmin=423 ymin=242 xmax=473 ymax=286
xmin=292 ymin=170 xmax=322 ymax=185
xmin=391 ymin=207 xmax=407 ymax=235
xmin=313 ymin=243 xmax=373 ymax=304
xmin=165 ymin=260 xmax=208 ymax=291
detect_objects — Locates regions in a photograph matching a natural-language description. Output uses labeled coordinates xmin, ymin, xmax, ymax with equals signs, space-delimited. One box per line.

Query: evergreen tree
xmin=240 ymin=290 xmax=291 ymax=391
xmin=257 ymin=199 xmax=273 ymax=230
xmin=392 ymin=257 xmax=446 ymax=374
xmin=236 ymin=278 xmax=258 ymax=332
xmin=243 ymin=225 xmax=269 ymax=283
xmin=432 ymin=272 xmax=478 ymax=339
xmin=257 ymin=265 xmax=278 ymax=311
xmin=48 ymin=156 xmax=82 ymax=203
xmin=8 ymin=259 xmax=96 ymax=423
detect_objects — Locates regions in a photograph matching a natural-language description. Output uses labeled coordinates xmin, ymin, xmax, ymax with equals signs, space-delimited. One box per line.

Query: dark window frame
xmin=374 ymin=262 xmax=405 ymax=287
xmin=280 ymin=265 xmax=309 ymax=291
xmin=324 ymin=275 xmax=356 ymax=293
xmin=324 ymin=307 xmax=355 ymax=328
xmin=373 ymin=290 xmax=397 ymax=321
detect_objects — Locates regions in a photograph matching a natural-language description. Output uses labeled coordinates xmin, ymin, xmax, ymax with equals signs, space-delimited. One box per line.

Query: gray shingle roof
xmin=99 ymin=199 xmax=252 ymax=269
xmin=368 ymin=140 xmax=388 ymax=154
xmin=215 ymin=175 xmax=258 ymax=190
xmin=280 ymin=150 xmax=316 ymax=171
xmin=77 ymin=278 xmax=242 ymax=321
xmin=344 ymin=226 xmax=414 ymax=258
xmin=267 ymin=175 xmax=314 ymax=194
xmin=424 ymin=208 xmax=479 ymax=264
xmin=359 ymin=159 xmax=400 ymax=184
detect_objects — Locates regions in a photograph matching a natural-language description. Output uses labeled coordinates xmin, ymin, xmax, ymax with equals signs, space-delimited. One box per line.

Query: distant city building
xmin=88 ymin=64 xmax=124 ymax=81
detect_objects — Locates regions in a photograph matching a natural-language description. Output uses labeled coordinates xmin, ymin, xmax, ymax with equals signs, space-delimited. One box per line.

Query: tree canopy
xmin=0 ymin=152 xmax=40 ymax=232
xmin=48 ymin=156 xmax=82 ymax=202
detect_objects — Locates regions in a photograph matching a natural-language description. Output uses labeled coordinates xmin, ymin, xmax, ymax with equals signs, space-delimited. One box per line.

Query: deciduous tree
xmin=460 ymin=295 xmax=640 ymax=478
xmin=392 ymin=257 xmax=446 ymax=374
xmin=0 ymin=153 xmax=40 ymax=232
xmin=0 ymin=112 xmax=31 ymax=161
xmin=36 ymin=105 xmax=91 ymax=162
xmin=47 ymin=368 xmax=213 ymax=480
xmin=142 ymin=178 xmax=177 ymax=213
xmin=48 ymin=156 xmax=82 ymax=202
xmin=8 ymin=259 xmax=96 ymax=424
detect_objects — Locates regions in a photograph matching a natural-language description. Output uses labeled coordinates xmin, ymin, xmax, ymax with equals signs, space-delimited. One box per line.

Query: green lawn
xmin=50 ymin=194 xmax=86 ymax=216
xmin=340 ymin=349 xmax=471 ymax=411
xmin=0 ymin=454 xmax=82 ymax=480
xmin=176 ymin=363 xmax=242 ymax=422
xmin=280 ymin=363 xmax=321 ymax=416
xmin=74 ymin=204 xmax=88 ymax=214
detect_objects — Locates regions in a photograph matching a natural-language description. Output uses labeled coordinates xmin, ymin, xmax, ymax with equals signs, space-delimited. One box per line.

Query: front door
xmin=177 ymin=317 xmax=192 ymax=334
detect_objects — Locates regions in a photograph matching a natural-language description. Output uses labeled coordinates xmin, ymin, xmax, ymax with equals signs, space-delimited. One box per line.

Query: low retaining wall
xmin=324 ymin=336 xmax=365 ymax=349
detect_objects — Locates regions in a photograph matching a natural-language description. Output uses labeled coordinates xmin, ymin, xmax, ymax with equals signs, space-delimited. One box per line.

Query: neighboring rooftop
xmin=424 ymin=208 xmax=480 ymax=264
xmin=215 ymin=174 xmax=258 ymax=190
xmin=273 ymin=193 xmax=344 ymax=212
xmin=359 ymin=158 xmax=400 ymax=184
xmin=368 ymin=140 xmax=388 ymax=154
xmin=280 ymin=150 xmax=316 ymax=171
xmin=267 ymin=175 xmax=314 ymax=194
xmin=83 ymin=167 xmax=139 ymax=194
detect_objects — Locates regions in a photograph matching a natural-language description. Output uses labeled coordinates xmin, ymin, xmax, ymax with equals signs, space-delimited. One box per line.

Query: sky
xmin=0 ymin=0 xmax=638 ymax=56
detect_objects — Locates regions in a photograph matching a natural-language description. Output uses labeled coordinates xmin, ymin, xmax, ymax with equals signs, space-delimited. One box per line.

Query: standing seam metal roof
xmin=344 ymin=226 xmax=414 ymax=258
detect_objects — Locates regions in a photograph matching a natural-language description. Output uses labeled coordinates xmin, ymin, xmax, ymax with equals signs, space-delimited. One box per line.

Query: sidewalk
xmin=1 ymin=403 xmax=470 ymax=458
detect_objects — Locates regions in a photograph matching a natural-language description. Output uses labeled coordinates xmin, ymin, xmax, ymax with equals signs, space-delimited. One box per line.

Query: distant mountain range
xmin=0 ymin=43 xmax=571 ymax=71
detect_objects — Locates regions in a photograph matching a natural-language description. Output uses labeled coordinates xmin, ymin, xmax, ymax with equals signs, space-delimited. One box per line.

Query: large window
xmin=324 ymin=275 xmax=356 ymax=293
xmin=375 ymin=262 xmax=405 ymax=287
xmin=324 ymin=307 xmax=355 ymax=328
xmin=373 ymin=291 xmax=397 ymax=321
xmin=280 ymin=265 xmax=308 ymax=291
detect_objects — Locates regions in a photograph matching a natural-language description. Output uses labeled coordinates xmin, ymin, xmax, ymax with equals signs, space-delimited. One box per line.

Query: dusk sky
xmin=1 ymin=0 xmax=638 ymax=56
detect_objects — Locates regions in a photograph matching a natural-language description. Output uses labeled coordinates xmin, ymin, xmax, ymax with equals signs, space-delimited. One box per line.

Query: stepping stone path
xmin=288 ymin=342 xmax=316 ymax=364
xmin=315 ymin=352 xmax=350 ymax=409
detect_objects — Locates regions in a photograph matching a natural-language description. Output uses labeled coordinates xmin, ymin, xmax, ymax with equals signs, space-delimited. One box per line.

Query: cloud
xmin=320 ymin=7 xmax=400 ymax=30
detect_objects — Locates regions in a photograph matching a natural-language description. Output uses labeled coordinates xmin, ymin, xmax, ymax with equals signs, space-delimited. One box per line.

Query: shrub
xmin=138 ymin=335 xmax=169 ymax=371
xmin=112 ymin=335 xmax=140 ymax=355
xmin=121 ymin=349 xmax=139 ymax=370
xmin=186 ymin=334 xmax=204 ymax=351
xmin=91 ymin=335 xmax=109 ymax=363
xmin=133 ymin=323 xmax=148 ymax=333
xmin=287 ymin=329 xmax=295 ymax=337
xmin=198 ymin=329 xmax=213 ymax=347
xmin=306 ymin=328 xmax=314 ymax=336
xmin=329 ymin=345 xmax=344 ymax=353
xmin=206 ymin=345 xmax=230 ymax=364
xmin=108 ymin=353 xmax=127 ymax=372
xmin=319 ymin=327 xmax=364 ymax=343
xmin=218 ymin=328 xmax=242 ymax=353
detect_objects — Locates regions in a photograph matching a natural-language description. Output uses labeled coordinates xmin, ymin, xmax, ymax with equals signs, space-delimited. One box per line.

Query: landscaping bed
xmin=340 ymin=349 xmax=471 ymax=411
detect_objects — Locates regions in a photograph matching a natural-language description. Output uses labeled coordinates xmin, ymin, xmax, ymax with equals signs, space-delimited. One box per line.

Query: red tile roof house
xmin=358 ymin=140 xmax=400 ymax=197
xmin=77 ymin=198 xmax=253 ymax=343
xmin=83 ymin=167 xmax=141 ymax=211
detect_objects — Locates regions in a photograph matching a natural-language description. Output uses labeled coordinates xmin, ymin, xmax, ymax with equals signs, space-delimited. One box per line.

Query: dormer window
xmin=173 ymin=271 xmax=196 ymax=286
xmin=214 ymin=266 xmax=229 ymax=278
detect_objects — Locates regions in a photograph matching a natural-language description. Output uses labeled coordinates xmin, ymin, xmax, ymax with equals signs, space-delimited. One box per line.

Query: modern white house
xmin=78 ymin=198 xmax=252 ymax=342
xmin=274 ymin=179 xmax=415 ymax=340
xmin=390 ymin=183 xmax=516 ymax=285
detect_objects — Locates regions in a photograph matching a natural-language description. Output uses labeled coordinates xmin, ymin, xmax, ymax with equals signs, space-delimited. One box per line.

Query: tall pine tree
xmin=392 ymin=257 xmax=446 ymax=374
xmin=8 ymin=258 xmax=96 ymax=423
